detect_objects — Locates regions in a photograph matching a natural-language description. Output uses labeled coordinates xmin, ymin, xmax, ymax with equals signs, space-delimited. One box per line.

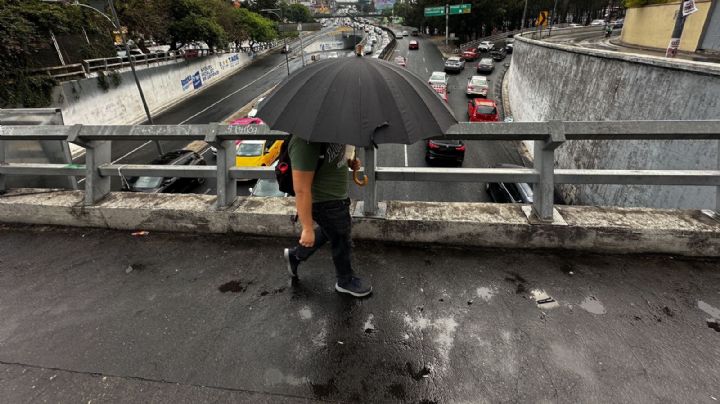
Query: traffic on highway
xmin=95 ymin=17 xmax=527 ymax=204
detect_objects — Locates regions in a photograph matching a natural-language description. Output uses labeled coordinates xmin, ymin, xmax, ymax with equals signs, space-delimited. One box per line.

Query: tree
xmin=0 ymin=0 xmax=114 ymax=107
xmin=234 ymin=8 xmax=278 ymax=49
xmin=115 ymin=0 xmax=172 ymax=46
xmin=281 ymin=3 xmax=314 ymax=23
xmin=167 ymin=0 xmax=227 ymax=51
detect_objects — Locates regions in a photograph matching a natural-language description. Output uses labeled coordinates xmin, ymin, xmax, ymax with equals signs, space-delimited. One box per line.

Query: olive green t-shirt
xmin=288 ymin=136 xmax=349 ymax=203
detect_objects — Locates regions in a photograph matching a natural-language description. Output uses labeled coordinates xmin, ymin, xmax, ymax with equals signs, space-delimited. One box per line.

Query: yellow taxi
xmin=235 ymin=139 xmax=283 ymax=167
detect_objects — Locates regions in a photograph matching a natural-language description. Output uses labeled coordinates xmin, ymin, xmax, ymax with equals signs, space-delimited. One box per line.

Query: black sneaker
xmin=284 ymin=248 xmax=300 ymax=278
xmin=335 ymin=276 xmax=373 ymax=297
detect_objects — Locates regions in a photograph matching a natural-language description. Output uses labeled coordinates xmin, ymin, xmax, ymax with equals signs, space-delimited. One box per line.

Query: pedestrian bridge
xmin=1 ymin=120 xmax=720 ymax=256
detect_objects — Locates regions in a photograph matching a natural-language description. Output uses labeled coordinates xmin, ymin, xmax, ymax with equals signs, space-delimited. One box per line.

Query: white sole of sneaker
xmin=284 ymin=248 xmax=297 ymax=278
xmin=335 ymin=283 xmax=373 ymax=297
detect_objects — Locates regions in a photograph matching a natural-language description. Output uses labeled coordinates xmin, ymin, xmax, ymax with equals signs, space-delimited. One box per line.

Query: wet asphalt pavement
xmin=1 ymin=224 xmax=719 ymax=402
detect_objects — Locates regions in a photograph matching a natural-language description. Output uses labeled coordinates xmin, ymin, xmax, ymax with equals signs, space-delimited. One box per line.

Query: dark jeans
xmin=294 ymin=198 xmax=353 ymax=283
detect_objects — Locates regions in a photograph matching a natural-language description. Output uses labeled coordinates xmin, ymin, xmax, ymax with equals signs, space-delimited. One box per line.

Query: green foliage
xmin=96 ymin=71 xmax=110 ymax=92
xmin=168 ymin=0 xmax=227 ymax=51
xmin=110 ymin=70 xmax=122 ymax=87
xmin=281 ymin=3 xmax=314 ymax=23
xmin=0 ymin=0 xmax=112 ymax=107
xmin=234 ymin=8 xmax=278 ymax=46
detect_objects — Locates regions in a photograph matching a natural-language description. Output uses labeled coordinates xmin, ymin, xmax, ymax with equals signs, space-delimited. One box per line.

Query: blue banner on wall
xmin=192 ymin=71 xmax=203 ymax=90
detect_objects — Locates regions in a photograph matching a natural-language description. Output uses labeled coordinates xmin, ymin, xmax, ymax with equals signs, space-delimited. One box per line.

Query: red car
xmin=394 ymin=55 xmax=407 ymax=67
xmin=409 ymin=40 xmax=419 ymax=50
xmin=461 ymin=49 xmax=479 ymax=61
xmin=468 ymin=98 xmax=499 ymax=122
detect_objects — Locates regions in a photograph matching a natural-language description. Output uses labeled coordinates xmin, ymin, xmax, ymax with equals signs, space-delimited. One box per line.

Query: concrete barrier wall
xmin=508 ymin=35 xmax=720 ymax=209
xmin=51 ymin=52 xmax=255 ymax=125
xmin=621 ymin=1 xmax=713 ymax=52
xmin=1 ymin=190 xmax=719 ymax=257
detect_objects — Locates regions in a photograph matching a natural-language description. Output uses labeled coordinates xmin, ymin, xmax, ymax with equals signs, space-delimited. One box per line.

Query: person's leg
xmin=293 ymin=226 xmax=329 ymax=261
xmin=311 ymin=200 xmax=354 ymax=284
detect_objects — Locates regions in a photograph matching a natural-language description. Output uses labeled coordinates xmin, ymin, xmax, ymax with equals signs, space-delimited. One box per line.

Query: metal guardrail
xmin=1 ymin=121 xmax=719 ymax=222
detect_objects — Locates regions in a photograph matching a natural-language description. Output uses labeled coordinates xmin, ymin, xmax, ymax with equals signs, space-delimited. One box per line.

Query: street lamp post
xmin=45 ymin=0 xmax=161 ymax=155
xmin=261 ymin=8 xmax=291 ymax=76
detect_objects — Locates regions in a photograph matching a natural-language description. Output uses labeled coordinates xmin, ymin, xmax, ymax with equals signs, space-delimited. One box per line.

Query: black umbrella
xmin=256 ymin=57 xmax=457 ymax=147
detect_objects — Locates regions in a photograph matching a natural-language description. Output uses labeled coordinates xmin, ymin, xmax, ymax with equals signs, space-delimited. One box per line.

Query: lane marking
xmin=109 ymin=56 xmax=289 ymax=166
xmin=425 ymin=67 xmax=429 ymax=73
xmin=423 ymin=57 xmax=426 ymax=63
xmin=404 ymin=144 xmax=408 ymax=167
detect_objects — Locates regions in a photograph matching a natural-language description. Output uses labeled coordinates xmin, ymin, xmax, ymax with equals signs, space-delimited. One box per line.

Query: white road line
xmin=404 ymin=144 xmax=408 ymax=167
xmin=425 ymin=67 xmax=429 ymax=73
xmin=108 ymin=57 xmax=288 ymax=166
xmin=423 ymin=57 xmax=426 ymax=63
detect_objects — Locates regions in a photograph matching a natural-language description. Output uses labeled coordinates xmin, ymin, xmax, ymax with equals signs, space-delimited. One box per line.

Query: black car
xmin=425 ymin=139 xmax=465 ymax=166
xmin=476 ymin=58 xmax=494 ymax=73
xmin=123 ymin=149 xmax=207 ymax=193
xmin=490 ymin=49 xmax=506 ymax=61
xmin=486 ymin=164 xmax=534 ymax=203
xmin=505 ymin=39 xmax=514 ymax=54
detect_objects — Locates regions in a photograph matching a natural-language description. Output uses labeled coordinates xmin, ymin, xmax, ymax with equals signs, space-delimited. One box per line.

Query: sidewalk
xmin=1 ymin=224 xmax=719 ymax=402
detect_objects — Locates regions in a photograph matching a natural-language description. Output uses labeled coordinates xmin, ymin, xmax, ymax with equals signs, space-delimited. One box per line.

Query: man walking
xmin=283 ymin=137 xmax=372 ymax=297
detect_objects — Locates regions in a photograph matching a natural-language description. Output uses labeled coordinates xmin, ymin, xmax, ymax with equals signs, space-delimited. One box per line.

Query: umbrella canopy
xmin=256 ymin=57 xmax=457 ymax=147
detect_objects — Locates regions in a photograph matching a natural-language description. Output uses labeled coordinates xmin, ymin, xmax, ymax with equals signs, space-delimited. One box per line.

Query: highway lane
xmin=352 ymin=30 xmax=524 ymax=203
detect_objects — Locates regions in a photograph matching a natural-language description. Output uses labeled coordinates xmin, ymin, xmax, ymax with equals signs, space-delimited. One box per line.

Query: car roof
xmin=470 ymin=75 xmax=488 ymax=82
xmin=447 ymin=56 xmax=461 ymax=61
xmin=410 ymin=40 xmax=418 ymax=43
xmin=479 ymin=58 xmax=493 ymax=63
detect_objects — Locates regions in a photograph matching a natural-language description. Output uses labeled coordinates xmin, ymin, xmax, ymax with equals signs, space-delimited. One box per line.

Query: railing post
xmin=84 ymin=140 xmax=111 ymax=205
xmin=717 ymin=139 xmax=720 ymax=212
xmin=0 ymin=139 xmax=6 ymax=195
xmin=363 ymin=146 xmax=378 ymax=216
xmin=532 ymin=120 xmax=565 ymax=222
xmin=67 ymin=125 xmax=111 ymax=205
xmin=205 ymin=123 xmax=236 ymax=208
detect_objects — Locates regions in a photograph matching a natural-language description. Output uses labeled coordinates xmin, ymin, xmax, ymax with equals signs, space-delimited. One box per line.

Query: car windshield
xmin=475 ymin=105 xmax=497 ymax=115
xmin=133 ymin=176 xmax=163 ymax=189
xmin=470 ymin=77 xmax=487 ymax=86
xmin=430 ymin=73 xmax=445 ymax=81
xmin=237 ymin=143 xmax=263 ymax=157
xmin=480 ymin=59 xmax=493 ymax=64
xmin=253 ymin=179 xmax=285 ymax=197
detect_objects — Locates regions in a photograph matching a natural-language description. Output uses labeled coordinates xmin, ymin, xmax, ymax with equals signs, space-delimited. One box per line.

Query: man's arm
xmin=293 ymin=169 xmax=315 ymax=247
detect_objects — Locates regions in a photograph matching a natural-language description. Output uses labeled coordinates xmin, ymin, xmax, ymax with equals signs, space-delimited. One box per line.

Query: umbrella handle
xmin=353 ymin=170 xmax=368 ymax=186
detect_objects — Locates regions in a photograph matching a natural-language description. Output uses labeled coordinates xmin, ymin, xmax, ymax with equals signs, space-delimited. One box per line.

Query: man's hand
xmin=349 ymin=158 xmax=362 ymax=171
xmin=299 ymin=227 xmax=315 ymax=247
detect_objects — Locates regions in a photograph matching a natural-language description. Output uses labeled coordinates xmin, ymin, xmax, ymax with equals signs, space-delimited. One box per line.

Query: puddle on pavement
xmin=299 ymin=306 xmax=313 ymax=320
xmin=698 ymin=301 xmax=720 ymax=318
xmin=310 ymin=378 xmax=338 ymax=398
xmin=580 ymin=296 xmax=606 ymax=315
xmin=363 ymin=314 xmax=376 ymax=333
xmin=476 ymin=286 xmax=497 ymax=302
xmin=218 ymin=280 xmax=250 ymax=293
xmin=530 ymin=289 xmax=559 ymax=309
xmin=504 ymin=273 xmax=528 ymax=294
xmin=406 ymin=362 xmax=432 ymax=381
xmin=387 ymin=383 xmax=406 ymax=400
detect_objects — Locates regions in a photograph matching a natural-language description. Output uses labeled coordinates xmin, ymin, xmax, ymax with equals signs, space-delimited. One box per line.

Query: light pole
xmin=261 ymin=8 xmax=291 ymax=76
xmin=44 ymin=0 xmax=161 ymax=155
xmin=521 ymin=0 xmax=528 ymax=31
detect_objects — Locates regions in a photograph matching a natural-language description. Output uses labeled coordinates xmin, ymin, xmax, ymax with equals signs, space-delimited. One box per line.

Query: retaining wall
xmin=51 ymin=52 xmax=255 ymax=125
xmin=507 ymin=34 xmax=720 ymax=209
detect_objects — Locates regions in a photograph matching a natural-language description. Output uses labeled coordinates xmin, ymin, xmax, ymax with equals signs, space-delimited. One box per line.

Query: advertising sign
xmin=181 ymin=75 xmax=192 ymax=91
xmin=682 ymin=0 xmax=698 ymax=16
xmin=192 ymin=71 xmax=203 ymax=89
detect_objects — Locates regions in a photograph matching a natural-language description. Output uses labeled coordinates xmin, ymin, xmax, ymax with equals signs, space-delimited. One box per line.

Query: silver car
xmin=443 ymin=56 xmax=465 ymax=73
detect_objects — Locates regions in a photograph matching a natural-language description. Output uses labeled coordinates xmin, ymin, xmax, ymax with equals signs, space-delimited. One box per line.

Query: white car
xmin=476 ymin=41 xmax=494 ymax=52
xmin=363 ymin=44 xmax=374 ymax=55
xmin=402 ymin=30 xmax=409 ymax=36
xmin=428 ymin=71 xmax=448 ymax=88
xmin=590 ymin=19 xmax=606 ymax=26
xmin=466 ymin=75 xmax=489 ymax=97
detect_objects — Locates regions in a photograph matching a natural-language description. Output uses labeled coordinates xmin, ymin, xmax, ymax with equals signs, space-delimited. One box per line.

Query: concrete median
xmin=1 ymin=189 xmax=719 ymax=256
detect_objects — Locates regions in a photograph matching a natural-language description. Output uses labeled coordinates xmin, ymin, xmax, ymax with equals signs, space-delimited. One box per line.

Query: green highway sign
xmin=424 ymin=6 xmax=445 ymax=17
xmin=449 ymin=4 xmax=471 ymax=15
